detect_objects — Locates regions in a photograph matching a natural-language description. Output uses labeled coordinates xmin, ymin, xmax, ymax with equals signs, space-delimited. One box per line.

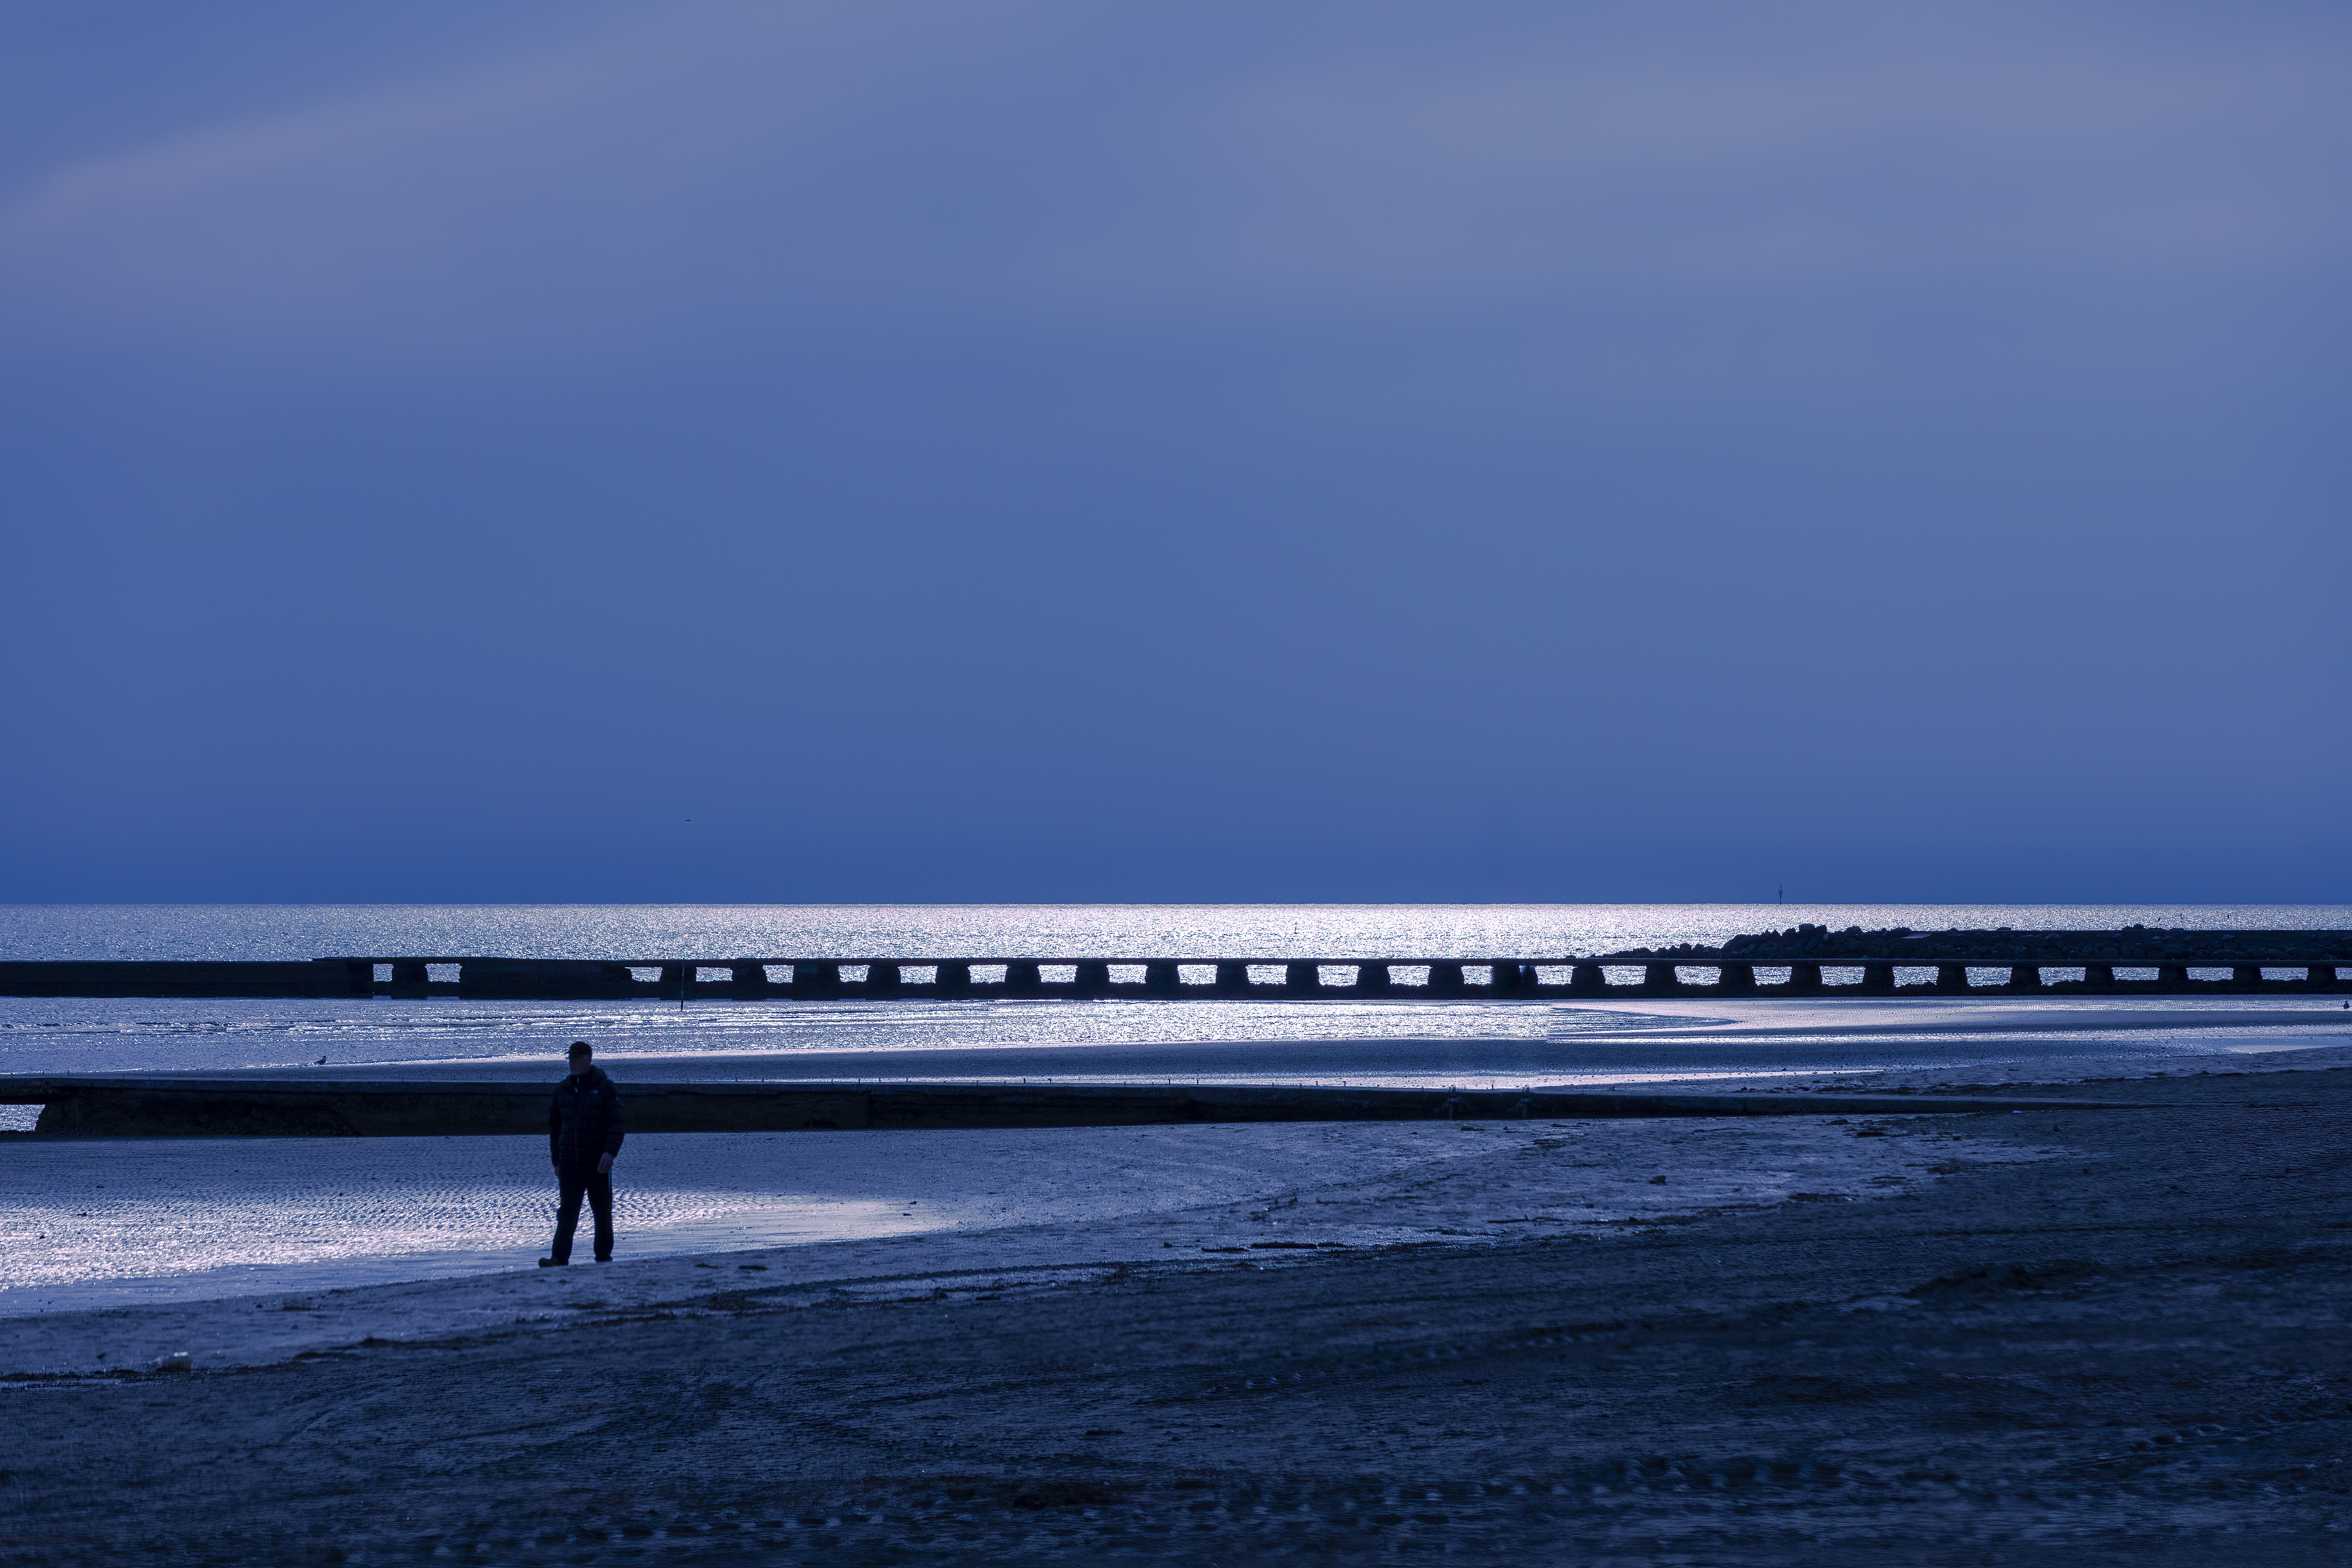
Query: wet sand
xmin=3 ymin=1046 xmax=2349 ymax=1564
xmin=2 ymin=1109 xmax=2028 ymax=1351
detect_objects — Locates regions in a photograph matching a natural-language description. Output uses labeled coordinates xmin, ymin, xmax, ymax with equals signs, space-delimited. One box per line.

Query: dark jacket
xmin=550 ymin=1066 xmax=625 ymax=1168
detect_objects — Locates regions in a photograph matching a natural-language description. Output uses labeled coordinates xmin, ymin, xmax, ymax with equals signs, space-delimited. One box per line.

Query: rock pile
xmin=1593 ymin=925 xmax=2352 ymax=963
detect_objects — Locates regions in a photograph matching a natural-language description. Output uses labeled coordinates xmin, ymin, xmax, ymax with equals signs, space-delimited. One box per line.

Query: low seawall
xmin=0 ymin=1076 xmax=2121 ymax=1138
xmin=0 ymin=949 xmax=2343 ymax=1001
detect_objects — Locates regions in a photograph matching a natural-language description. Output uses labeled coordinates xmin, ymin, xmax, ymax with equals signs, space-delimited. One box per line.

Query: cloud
xmin=1136 ymin=35 xmax=2348 ymax=300
xmin=0 ymin=2 xmax=2343 ymax=371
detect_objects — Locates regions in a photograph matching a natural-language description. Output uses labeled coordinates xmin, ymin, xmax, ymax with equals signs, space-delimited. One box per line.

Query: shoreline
xmin=8 ymin=1040 xmax=2351 ymax=1328
xmin=18 ymin=1043 xmax=2352 ymax=1335
xmin=3 ymin=1055 xmax=2345 ymax=1561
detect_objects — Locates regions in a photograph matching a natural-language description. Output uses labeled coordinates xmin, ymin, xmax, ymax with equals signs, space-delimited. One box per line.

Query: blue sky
xmin=2 ymin=2 xmax=2345 ymax=902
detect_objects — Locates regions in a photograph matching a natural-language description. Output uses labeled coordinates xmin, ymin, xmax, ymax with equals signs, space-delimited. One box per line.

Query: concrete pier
xmin=0 ymin=952 xmax=2341 ymax=1001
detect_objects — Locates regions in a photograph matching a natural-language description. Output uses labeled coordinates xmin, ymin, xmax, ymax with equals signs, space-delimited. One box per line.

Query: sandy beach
xmin=5 ymin=1036 xmax=2349 ymax=1564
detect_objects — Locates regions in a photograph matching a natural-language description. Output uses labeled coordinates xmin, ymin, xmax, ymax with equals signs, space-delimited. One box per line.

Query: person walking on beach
xmin=541 ymin=1040 xmax=625 ymax=1266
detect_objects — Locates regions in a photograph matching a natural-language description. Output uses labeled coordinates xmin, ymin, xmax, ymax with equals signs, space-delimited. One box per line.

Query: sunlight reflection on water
xmin=0 ymin=998 xmax=1679 ymax=1076
xmin=4 ymin=901 xmax=2341 ymax=963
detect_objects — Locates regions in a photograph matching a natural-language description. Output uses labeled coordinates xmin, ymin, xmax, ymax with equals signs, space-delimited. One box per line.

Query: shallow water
xmin=0 ymin=1122 xmax=1493 ymax=1314
xmin=1 ymin=1114 xmax=2029 ymax=1321
xmin=2 ymin=993 xmax=2346 ymax=1085
xmin=4 ymin=903 xmax=2345 ymax=1310
xmin=4 ymin=901 xmax=2343 ymax=1079
xmin=0 ymin=995 xmax=1635 ymax=1078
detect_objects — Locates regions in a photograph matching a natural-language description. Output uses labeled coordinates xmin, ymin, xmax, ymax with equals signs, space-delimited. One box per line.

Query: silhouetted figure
xmin=540 ymin=1040 xmax=625 ymax=1266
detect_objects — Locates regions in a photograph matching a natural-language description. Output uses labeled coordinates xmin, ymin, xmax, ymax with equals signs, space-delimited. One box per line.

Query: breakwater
xmin=0 ymin=1075 xmax=2121 ymax=1138
xmin=0 ymin=939 xmax=2344 ymax=1001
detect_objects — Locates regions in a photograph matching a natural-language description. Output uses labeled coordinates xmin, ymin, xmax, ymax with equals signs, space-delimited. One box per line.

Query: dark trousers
xmin=552 ymin=1164 xmax=614 ymax=1262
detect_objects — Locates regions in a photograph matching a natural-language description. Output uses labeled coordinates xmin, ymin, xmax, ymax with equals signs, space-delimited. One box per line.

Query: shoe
xmin=538 ymin=1257 xmax=567 ymax=1267
xmin=595 ymin=1255 xmax=612 ymax=1263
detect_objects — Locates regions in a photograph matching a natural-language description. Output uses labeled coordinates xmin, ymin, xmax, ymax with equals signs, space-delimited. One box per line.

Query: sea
xmin=8 ymin=902 xmax=2350 ymax=1312
xmin=1 ymin=902 xmax=2344 ymax=1082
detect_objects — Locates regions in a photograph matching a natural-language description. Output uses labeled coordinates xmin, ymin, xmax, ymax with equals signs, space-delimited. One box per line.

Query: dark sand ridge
xmin=3 ymin=1054 xmax=2348 ymax=1563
